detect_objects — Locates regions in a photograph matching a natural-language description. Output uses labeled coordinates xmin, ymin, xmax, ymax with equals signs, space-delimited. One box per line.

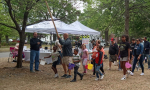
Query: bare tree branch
xmin=5 ymin=0 xmax=20 ymax=31
xmin=0 ymin=22 xmax=16 ymax=29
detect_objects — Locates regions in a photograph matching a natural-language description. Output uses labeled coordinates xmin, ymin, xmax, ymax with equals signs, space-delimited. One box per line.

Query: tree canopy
xmin=79 ymin=0 xmax=150 ymax=39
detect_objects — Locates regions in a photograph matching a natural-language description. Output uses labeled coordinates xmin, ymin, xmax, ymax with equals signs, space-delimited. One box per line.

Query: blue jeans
xmin=132 ymin=55 xmax=144 ymax=73
xmin=95 ymin=64 xmax=103 ymax=78
xmin=30 ymin=50 xmax=40 ymax=71
xmin=144 ymin=54 xmax=150 ymax=68
xmin=119 ymin=61 xmax=122 ymax=69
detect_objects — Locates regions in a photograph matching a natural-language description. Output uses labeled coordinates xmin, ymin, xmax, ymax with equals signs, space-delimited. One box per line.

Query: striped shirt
xmin=73 ymin=54 xmax=81 ymax=67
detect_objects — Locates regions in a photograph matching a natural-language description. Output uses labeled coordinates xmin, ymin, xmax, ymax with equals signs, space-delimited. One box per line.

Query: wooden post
xmin=45 ymin=1 xmax=58 ymax=36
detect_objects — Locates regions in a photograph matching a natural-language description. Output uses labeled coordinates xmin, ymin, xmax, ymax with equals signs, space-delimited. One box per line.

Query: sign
xmin=79 ymin=35 xmax=90 ymax=40
xmin=82 ymin=38 xmax=89 ymax=51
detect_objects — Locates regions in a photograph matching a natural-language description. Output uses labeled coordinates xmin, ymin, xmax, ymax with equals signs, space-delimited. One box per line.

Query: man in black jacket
xmin=108 ymin=38 xmax=118 ymax=70
xmin=144 ymin=37 xmax=150 ymax=69
xmin=30 ymin=32 xmax=42 ymax=72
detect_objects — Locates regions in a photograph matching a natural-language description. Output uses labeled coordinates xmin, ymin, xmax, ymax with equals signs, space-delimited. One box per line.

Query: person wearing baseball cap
xmin=108 ymin=38 xmax=119 ymax=70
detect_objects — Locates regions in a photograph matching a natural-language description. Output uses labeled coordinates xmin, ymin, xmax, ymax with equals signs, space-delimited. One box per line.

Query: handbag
xmin=40 ymin=59 xmax=46 ymax=65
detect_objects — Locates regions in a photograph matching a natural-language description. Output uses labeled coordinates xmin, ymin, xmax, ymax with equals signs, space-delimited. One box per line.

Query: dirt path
xmin=0 ymin=52 xmax=150 ymax=90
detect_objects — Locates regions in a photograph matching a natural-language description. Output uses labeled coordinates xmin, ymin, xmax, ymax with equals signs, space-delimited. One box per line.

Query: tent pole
xmin=45 ymin=1 xmax=58 ymax=36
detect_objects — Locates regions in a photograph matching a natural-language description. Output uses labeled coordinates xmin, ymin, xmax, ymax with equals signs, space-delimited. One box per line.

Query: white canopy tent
xmin=25 ymin=20 xmax=100 ymax=35
xmin=69 ymin=21 xmax=100 ymax=35
xmin=25 ymin=20 xmax=84 ymax=35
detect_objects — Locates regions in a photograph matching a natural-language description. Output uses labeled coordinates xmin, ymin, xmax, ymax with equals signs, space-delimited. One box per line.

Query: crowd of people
xmin=108 ymin=35 xmax=150 ymax=80
xmin=29 ymin=32 xmax=150 ymax=82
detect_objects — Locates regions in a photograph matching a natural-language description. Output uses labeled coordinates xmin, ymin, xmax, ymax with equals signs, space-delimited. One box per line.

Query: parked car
xmin=101 ymin=41 xmax=106 ymax=47
xmin=9 ymin=39 xmax=13 ymax=42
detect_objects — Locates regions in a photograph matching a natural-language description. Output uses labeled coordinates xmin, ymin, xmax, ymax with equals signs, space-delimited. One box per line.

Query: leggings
xmin=132 ymin=55 xmax=144 ymax=73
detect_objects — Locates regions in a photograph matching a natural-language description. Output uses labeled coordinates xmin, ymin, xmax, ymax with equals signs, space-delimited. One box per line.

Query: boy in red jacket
xmin=95 ymin=45 xmax=104 ymax=81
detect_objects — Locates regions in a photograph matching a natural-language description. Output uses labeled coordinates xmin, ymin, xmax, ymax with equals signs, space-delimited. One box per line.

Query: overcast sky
xmin=72 ymin=1 xmax=85 ymax=13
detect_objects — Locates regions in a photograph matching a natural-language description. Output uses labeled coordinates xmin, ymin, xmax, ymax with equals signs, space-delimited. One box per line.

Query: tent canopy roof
xmin=25 ymin=20 xmax=100 ymax=35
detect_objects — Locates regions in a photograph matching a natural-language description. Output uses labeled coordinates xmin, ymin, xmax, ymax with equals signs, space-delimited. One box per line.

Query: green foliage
xmin=1 ymin=42 xmax=16 ymax=46
xmin=80 ymin=0 xmax=150 ymax=38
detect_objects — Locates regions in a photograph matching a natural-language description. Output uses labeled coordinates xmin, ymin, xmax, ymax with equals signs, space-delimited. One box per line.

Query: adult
xmin=91 ymin=43 xmax=97 ymax=76
xmin=140 ymin=38 xmax=144 ymax=46
xmin=78 ymin=40 xmax=82 ymax=48
xmin=130 ymin=39 xmax=144 ymax=76
xmin=143 ymin=37 xmax=150 ymax=68
xmin=89 ymin=41 xmax=93 ymax=50
xmin=118 ymin=35 xmax=130 ymax=80
xmin=55 ymin=39 xmax=62 ymax=64
xmin=75 ymin=40 xmax=78 ymax=48
xmin=130 ymin=38 xmax=136 ymax=62
xmin=14 ymin=43 xmax=19 ymax=51
xmin=108 ymin=38 xmax=118 ymax=70
xmin=30 ymin=32 xmax=42 ymax=72
xmin=130 ymin=38 xmax=136 ymax=68
xmin=57 ymin=33 xmax=73 ymax=78
xmin=14 ymin=43 xmax=24 ymax=61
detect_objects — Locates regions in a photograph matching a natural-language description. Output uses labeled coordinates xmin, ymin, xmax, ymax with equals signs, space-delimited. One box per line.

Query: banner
xmin=79 ymin=35 xmax=90 ymax=40
xmin=82 ymin=38 xmax=89 ymax=51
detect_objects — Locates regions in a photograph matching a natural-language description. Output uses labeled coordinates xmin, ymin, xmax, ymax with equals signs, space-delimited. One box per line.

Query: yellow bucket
xmin=88 ymin=64 xmax=93 ymax=70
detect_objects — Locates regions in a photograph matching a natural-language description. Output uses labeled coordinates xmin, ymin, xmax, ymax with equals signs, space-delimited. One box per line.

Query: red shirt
xmin=95 ymin=51 xmax=103 ymax=64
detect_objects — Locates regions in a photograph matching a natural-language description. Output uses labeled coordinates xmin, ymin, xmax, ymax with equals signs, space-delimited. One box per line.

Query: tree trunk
xmin=16 ymin=32 xmax=25 ymax=68
xmin=125 ymin=0 xmax=129 ymax=35
xmin=0 ymin=36 xmax=1 ymax=48
xmin=105 ymin=30 xmax=109 ymax=46
xmin=5 ymin=35 xmax=9 ymax=43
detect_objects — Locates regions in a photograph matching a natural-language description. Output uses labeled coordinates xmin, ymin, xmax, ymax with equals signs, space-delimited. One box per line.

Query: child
xmin=81 ymin=44 xmax=89 ymax=74
xmin=70 ymin=49 xmax=84 ymax=82
xmin=44 ymin=45 xmax=60 ymax=78
xmin=95 ymin=45 xmax=104 ymax=80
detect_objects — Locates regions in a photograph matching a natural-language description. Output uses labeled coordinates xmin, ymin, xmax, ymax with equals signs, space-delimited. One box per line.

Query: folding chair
xmin=8 ymin=47 xmax=17 ymax=62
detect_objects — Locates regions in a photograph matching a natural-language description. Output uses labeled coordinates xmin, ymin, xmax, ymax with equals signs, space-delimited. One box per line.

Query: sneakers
xmin=83 ymin=71 xmax=87 ymax=74
xmin=127 ymin=70 xmax=131 ymax=77
xmin=100 ymin=75 xmax=104 ymax=80
xmin=61 ymin=74 xmax=67 ymax=78
xmin=54 ymin=74 xmax=59 ymax=78
xmin=95 ymin=78 xmax=99 ymax=81
xmin=66 ymin=75 xmax=72 ymax=78
xmin=80 ymin=74 xmax=83 ymax=80
xmin=136 ymin=65 xmax=139 ymax=71
xmin=70 ymin=79 xmax=76 ymax=82
xmin=118 ymin=69 xmax=122 ymax=71
xmin=121 ymin=77 xmax=126 ymax=80
xmin=35 ymin=69 xmax=40 ymax=71
xmin=30 ymin=70 xmax=35 ymax=73
xmin=140 ymin=73 xmax=144 ymax=76
xmin=130 ymin=72 xmax=134 ymax=76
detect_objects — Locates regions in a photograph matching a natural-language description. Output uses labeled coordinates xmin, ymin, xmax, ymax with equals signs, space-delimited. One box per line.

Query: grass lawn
xmin=0 ymin=50 xmax=150 ymax=90
xmin=0 ymin=44 xmax=52 ymax=52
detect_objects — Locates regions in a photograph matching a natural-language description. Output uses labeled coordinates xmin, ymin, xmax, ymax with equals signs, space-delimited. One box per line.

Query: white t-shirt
xmin=51 ymin=52 xmax=60 ymax=62
xmin=55 ymin=40 xmax=61 ymax=51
